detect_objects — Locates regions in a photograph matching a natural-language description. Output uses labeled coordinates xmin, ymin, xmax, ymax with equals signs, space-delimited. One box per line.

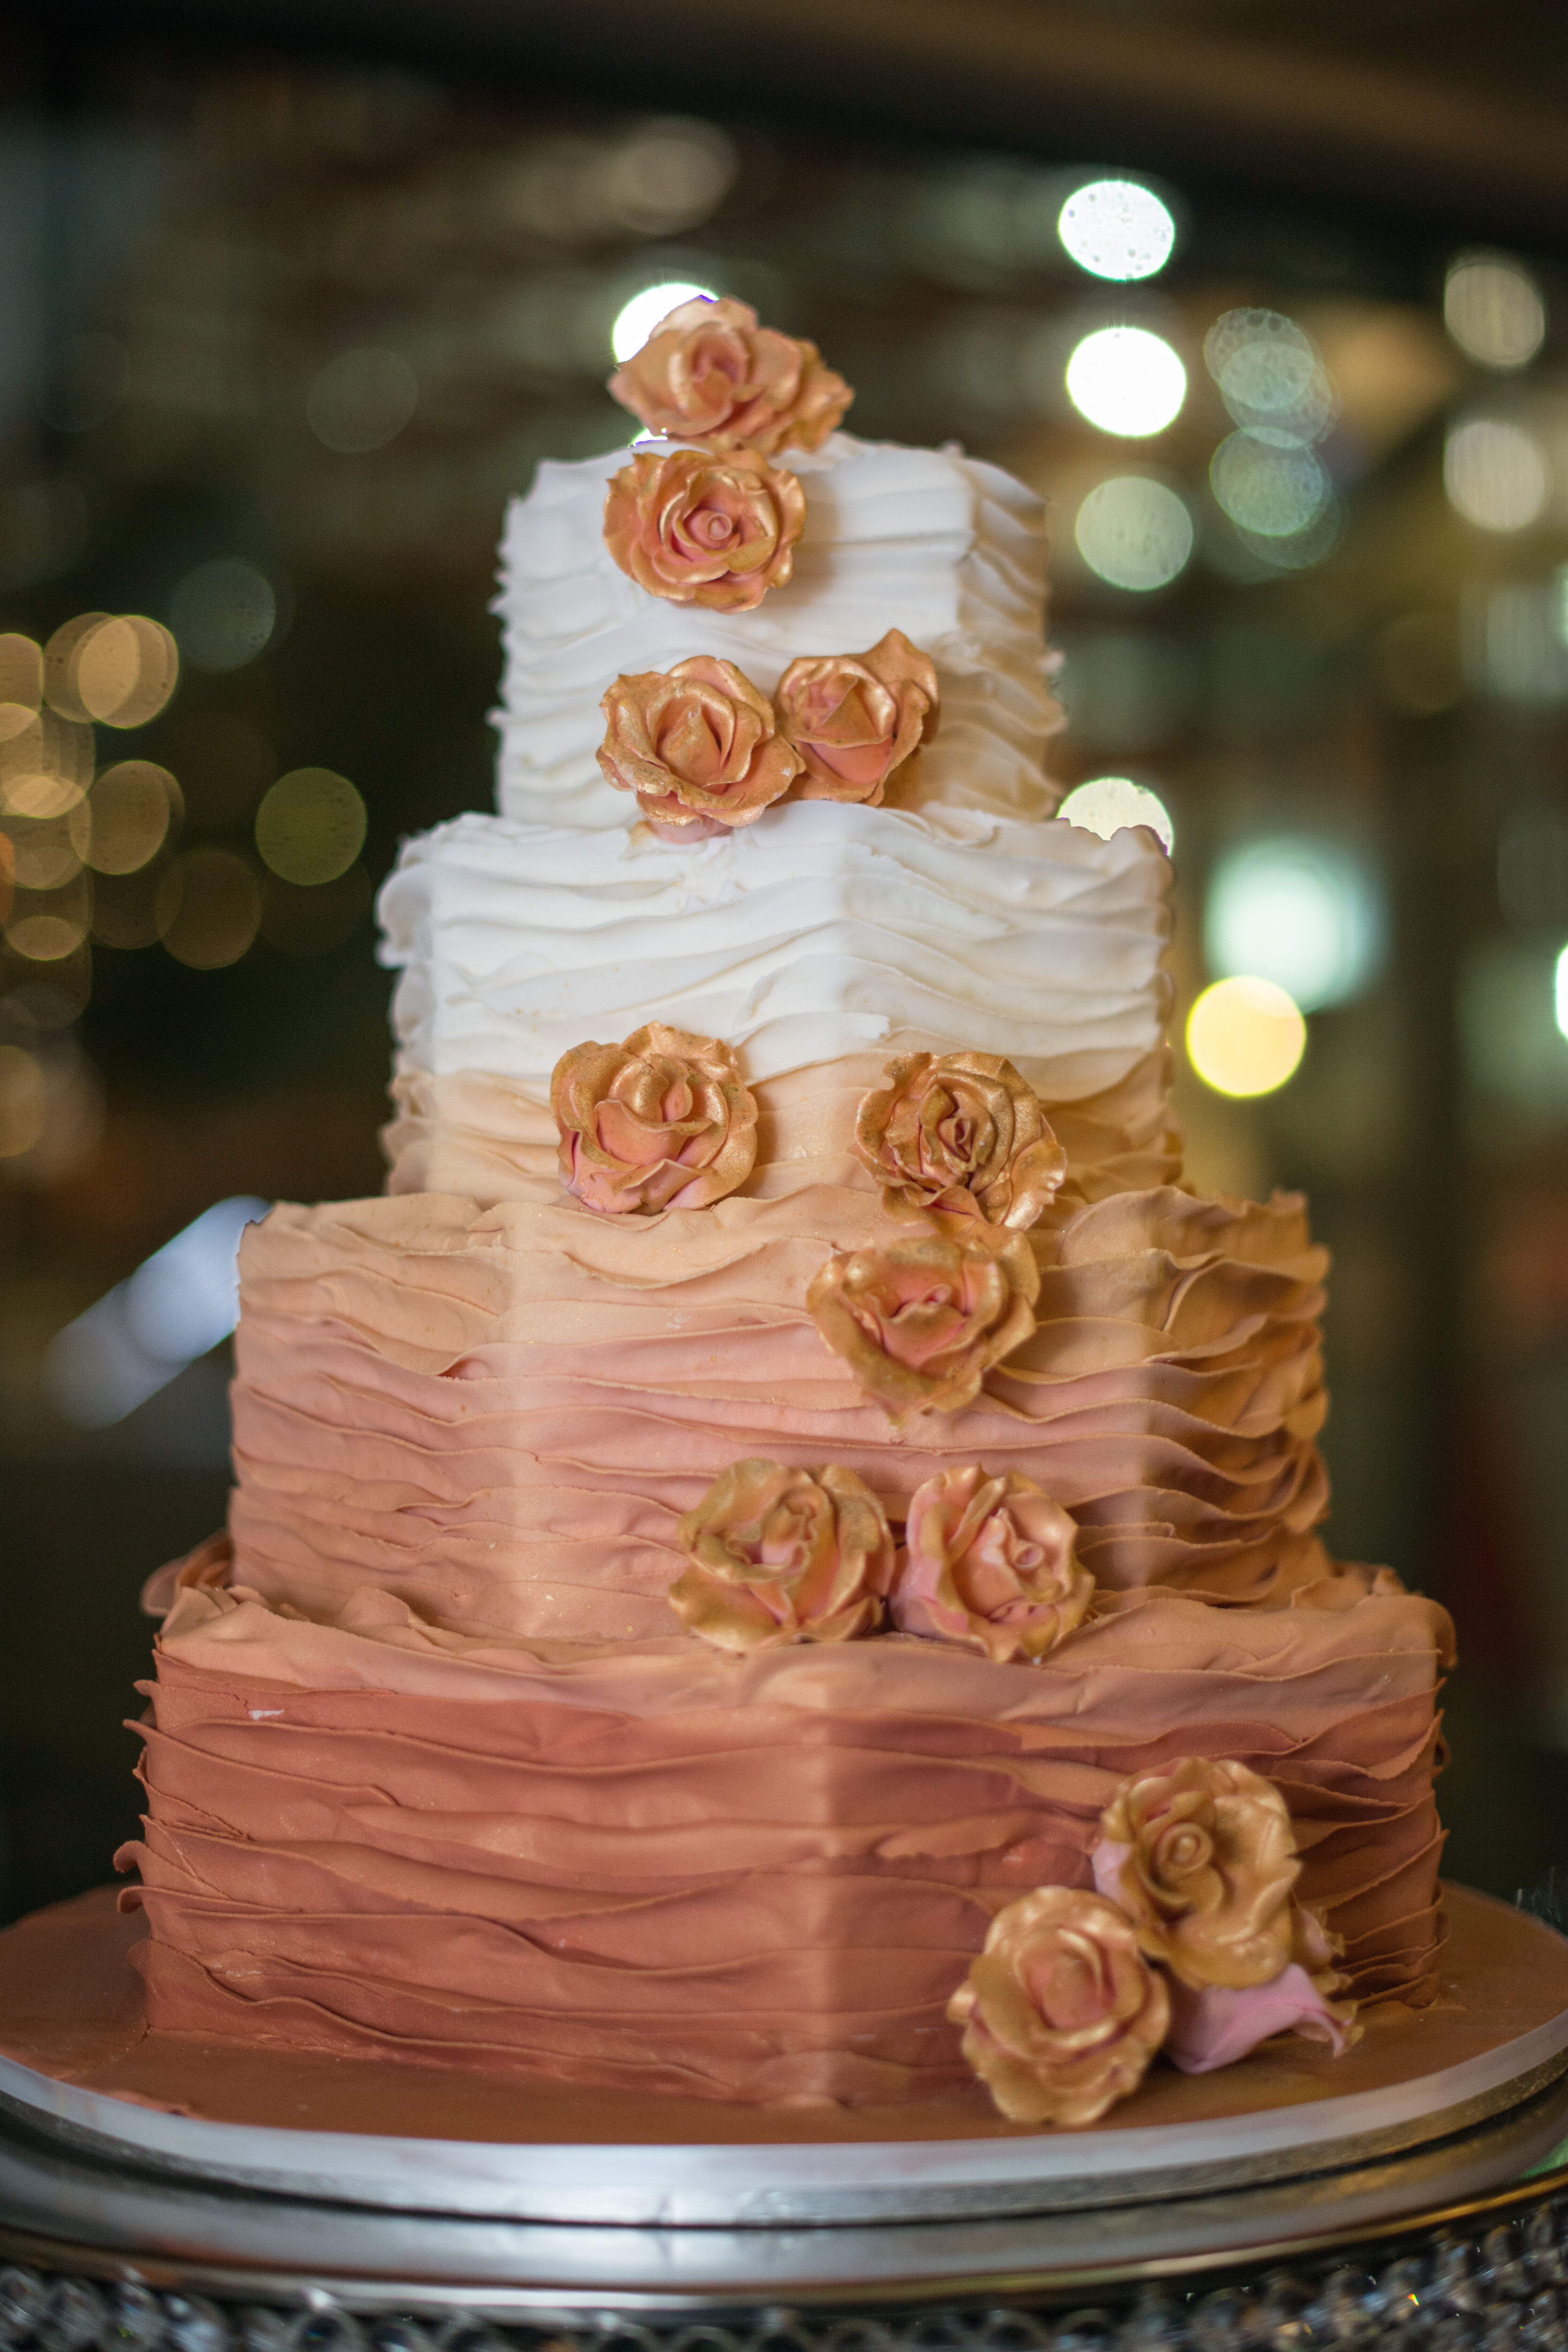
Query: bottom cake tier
xmin=118 ymin=1541 xmax=1454 ymax=2110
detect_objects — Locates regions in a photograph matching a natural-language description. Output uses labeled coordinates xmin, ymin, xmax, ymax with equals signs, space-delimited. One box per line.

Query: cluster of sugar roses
xmin=602 ymin=294 xmax=850 ymax=612
xmin=951 ymin=1757 xmax=1359 ymax=2129
xmin=666 ymin=1455 xmax=1092 ymax=1663
xmin=549 ymin=1027 xmax=1063 ymax=1420
xmin=597 ymin=630 xmax=937 ymax=838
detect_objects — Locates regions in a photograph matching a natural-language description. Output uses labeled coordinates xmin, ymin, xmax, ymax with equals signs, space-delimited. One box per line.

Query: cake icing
xmin=494 ymin=434 xmax=1064 ymax=829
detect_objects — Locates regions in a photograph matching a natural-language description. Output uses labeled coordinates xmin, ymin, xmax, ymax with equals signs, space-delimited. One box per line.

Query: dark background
xmin=2 ymin=0 xmax=1567 ymax=1922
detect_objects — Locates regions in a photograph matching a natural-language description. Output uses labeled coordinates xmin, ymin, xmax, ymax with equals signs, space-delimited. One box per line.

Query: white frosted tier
xmin=379 ymin=799 xmax=1172 ymax=1095
xmin=493 ymin=432 xmax=1063 ymax=830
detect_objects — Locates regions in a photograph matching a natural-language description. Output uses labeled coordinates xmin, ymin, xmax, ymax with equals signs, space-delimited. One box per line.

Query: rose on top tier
xmin=808 ymin=1226 xmax=1039 ymax=1422
xmin=892 ymin=1466 xmax=1092 ymax=1663
xmin=774 ymin=628 xmax=939 ymax=806
xmin=854 ymin=1050 xmax=1067 ymax=1228
xmin=551 ymin=1023 xmax=758 ymax=1214
xmin=1092 ymin=1755 xmax=1305 ymax=1992
xmin=947 ymin=1886 xmax=1171 ymax=2128
xmin=607 ymin=295 xmax=853 ymax=455
xmin=598 ymin=657 xmax=802 ymax=835
xmin=669 ymin=1458 xmax=895 ymax=1651
xmin=603 ymin=445 xmax=805 ymax=611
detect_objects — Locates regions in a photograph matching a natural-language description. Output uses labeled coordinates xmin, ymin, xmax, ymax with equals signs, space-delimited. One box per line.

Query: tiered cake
xmin=120 ymin=302 xmax=1452 ymax=2124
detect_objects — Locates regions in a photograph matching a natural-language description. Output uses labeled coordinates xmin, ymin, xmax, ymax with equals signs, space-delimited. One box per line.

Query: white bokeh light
xmin=611 ymin=280 xmax=717 ymax=364
xmin=1205 ymin=836 xmax=1385 ymax=1012
xmin=1058 ymin=775 xmax=1174 ymax=854
xmin=1065 ymin=326 xmax=1186 ymax=437
xmin=1210 ymin=434 xmax=1331 ymax=537
xmin=1444 ymin=419 xmax=1551 ymax=532
xmin=1555 ymin=943 xmax=1568 ymax=1042
xmin=1074 ymin=477 xmax=1193 ymax=591
xmin=1057 ymin=180 xmax=1176 ymax=282
xmin=1445 ymin=252 xmax=1547 ymax=372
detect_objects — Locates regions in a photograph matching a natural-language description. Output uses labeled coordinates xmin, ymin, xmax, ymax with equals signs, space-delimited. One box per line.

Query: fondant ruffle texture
xmin=227 ymin=1179 xmax=1334 ymax=1639
xmin=492 ymin=433 xmax=1064 ymax=828
xmin=119 ymin=1545 xmax=1451 ymax=2105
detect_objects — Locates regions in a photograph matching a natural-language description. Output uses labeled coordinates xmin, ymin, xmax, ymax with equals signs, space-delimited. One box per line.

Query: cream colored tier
xmin=378 ymin=802 xmax=1173 ymax=1181
xmin=493 ymin=432 xmax=1063 ymax=828
xmin=384 ymin=1047 xmax=1180 ymax=1208
xmin=121 ymin=1544 xmax=1451 ymax=2103
xmin=227 ymin=1180 xmax=1334 ymax=1643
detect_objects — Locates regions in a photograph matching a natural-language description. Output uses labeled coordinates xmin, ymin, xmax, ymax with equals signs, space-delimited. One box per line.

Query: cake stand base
xmin=1 ymin=1885 xmax=1568 ymax=2345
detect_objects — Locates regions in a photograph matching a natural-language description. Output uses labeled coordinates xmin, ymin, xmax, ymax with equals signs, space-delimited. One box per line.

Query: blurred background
xmin=2 ymin=0 xmax=1567 ymax=1921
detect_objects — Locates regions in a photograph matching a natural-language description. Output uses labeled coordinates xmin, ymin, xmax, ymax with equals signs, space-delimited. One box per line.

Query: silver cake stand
xmin=5 ymin=1888 xmax=1568 ymax=2349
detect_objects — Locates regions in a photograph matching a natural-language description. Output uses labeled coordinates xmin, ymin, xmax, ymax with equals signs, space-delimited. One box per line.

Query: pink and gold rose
xmin=551 ymin=1023 xmax=757 ymax=1214
xmin=807 ymin=1227 xmax=1039 ymax=1422
xmin=603 ymin=446 xmax=804 ymax=612
xmin=854 ymin=1050 xmax=1066 ymax=1229
xmin=948 ymin=1886 xmax=1171 ymax=2127
xmin=597 ymin=658 xmax=802 ymax=835
xmin=669 ymin=1458 xmax=895 ymax=1651
xmin=892 ymin=1467 xmax=1091 ymax=1663
xmin=1091 ymin=1756 xmax=1304 ymax=1992
xmin=774 ymin=628 xmax=938 ymax=806
xmin=607 ymin=295 xmax=853 ymax=456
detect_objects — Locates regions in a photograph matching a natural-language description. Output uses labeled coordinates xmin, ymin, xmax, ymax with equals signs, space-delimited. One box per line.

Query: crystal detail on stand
xmin=6 ymin=2200 xmax=1568 ymax=2352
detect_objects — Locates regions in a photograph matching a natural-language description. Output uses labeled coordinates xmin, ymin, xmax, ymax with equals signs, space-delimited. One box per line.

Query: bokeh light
xmin=1210 ymin=434 xmax=1332 ymax=537
xmin=3 ymin=814 xmax=81 ymax=892
xmin=1554 ymin=943 xmax=1568 ymax=1043
xmin=0 ymin=634 xmax=43 ymax=735
xmin=1205 ymin=309 xmax=1336 ymax=447
xmin=75 ymin=761 xmax=182 ymax=875
xmin=0 ymin=705 xmax=94 ymax=821
xmin=605 ymin=122 xmax=737 ymax=238
xmin=1186 ymin=975 xmax=1307 ymax=1098
xmin=1445 ymin=252 xmax=1547 ymax=371
xmin=156 ymin=847 xmax=262 ymax=968
xmin=6 ymin=906 xmax=90 ymax=963
xmin=0 ymin=1044 xmax=46 ymax=1159
xmin=1073 ymin=476 xmax=1193 ymax=591
xmin=1058 ymin=775 xmax=1175 ymax=854
xmin=1443 ymin=419 xmax=1550 ymax=531
xmin=1206 ymin=835 xmax=1385 ymax=1012
xmin=307 ymin=346 xmax=420 ymax=454
xmin=1065 ymin=326 xmax=1186 ymax=437
xmin=1056 ymin=179 xmax=1175 ymax=282
xmin=168 ymin=558 xmax=278 ymax=672
xmin=254 ymin=767 xmax=367 ymax=885
xmin=611 ymin=281 xmax=717 ymax=364
xmin=69 ymin=615 xmax=179 ymax=728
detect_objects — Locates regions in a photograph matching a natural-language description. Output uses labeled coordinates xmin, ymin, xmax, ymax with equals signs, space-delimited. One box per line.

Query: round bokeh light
xmin=1057 ymin=180 xmax=1176 ymax=282
xmin=1074 ymin=477 xmax=1193 ymax=591
xmin=1186 ymin=976 xmax=1307 ymax=1099
xmin=1057 ymin=775 xmax=1174 ymax=854
xmin=611 ymin=281 xmax=718 ymax=365
xmin=1065 ymin=326 xmax=1186 ymax=438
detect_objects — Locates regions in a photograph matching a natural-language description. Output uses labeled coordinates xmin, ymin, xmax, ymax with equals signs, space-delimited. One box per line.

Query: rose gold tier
xmin=120 ymin=1558 xmax=1451 ymax=2108
xmin=226 ymin=1171 xmax=1334 ymax=1642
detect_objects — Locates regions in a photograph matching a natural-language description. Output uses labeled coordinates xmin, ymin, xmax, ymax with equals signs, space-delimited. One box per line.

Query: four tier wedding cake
xmin=119 ymin=301 xmax=1453 ymax=2128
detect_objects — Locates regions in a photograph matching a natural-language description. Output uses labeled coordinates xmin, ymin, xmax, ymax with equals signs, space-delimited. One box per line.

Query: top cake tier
xmin=493 ymin=433 xmax=1064 ymax=831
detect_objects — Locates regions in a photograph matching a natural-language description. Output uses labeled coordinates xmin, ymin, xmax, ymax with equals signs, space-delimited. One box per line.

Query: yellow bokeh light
xmin=6 ymin=911 xmax=90 ymax=964
xmin=0 ymin=1044 xmax=46 ymax=1159
xmin=1065 ymin=326 xmax=1186 ymax=438
xmin=75 ymin=761 xmax=182 ymax=875
xmin=2 ymin=814 xmax=82 ymax=892
xmin=255 ymin=767 xmax=367 ymax=885
xmin=73 ymin=616 xmax=180 ymax=729
xmin=0 ymin=710 xmax=94 ymax=819
xmin=157 ymin=848 xmax=263 ymax=969
xmin=0 ymin=636 xmax=42 ymax=739
xmin=1186 ymin=975 xmax=1306 ymax=1098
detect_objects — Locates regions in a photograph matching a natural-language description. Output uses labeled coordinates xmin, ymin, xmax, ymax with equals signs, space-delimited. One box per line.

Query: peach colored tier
xmin=228 ymin=1178 xmax=1332 ymax=1641
xmin=119 ymin=1551 xmax=1453 ymax=2108
xmin=383 ymin=1050 xmax=1181 ymax=1212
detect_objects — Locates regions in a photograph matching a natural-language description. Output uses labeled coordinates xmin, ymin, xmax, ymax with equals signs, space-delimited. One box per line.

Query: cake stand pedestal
xmin=2 ymin=1885 xmax=1568 ymax=2349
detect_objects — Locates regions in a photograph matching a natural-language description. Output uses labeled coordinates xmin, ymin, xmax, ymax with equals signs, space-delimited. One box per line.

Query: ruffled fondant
xmin=225 ymin=1178 xmax=1334 ymax=1643
xmin=120 ymin=1555 xmax=1450 ymax=2105
xmin=492 ymin=433 xmax=1063 ymax=829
